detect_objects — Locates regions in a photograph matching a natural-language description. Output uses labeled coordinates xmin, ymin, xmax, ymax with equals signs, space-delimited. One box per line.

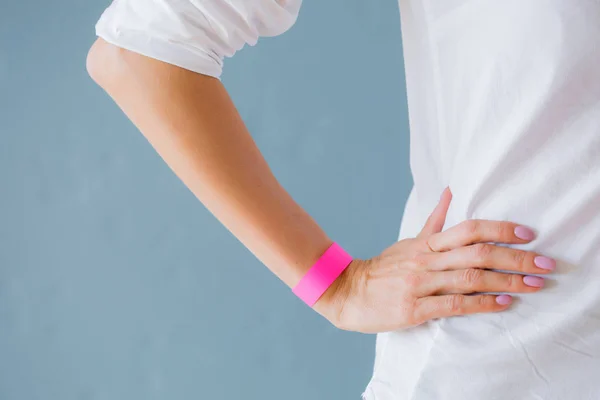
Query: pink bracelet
xmin=292 ymin=242 xmax=353 ymax=307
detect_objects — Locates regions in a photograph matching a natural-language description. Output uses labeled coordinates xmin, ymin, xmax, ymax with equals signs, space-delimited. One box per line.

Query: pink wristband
xmin=292 ymin=242 xmax=353 ymax=307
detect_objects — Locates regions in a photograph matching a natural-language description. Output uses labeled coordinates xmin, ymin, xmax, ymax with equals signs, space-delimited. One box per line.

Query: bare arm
xmin=87 ymin=38 xmax=334 ymax=291
xmin=87 ymin=38 xmax=554 ymax=333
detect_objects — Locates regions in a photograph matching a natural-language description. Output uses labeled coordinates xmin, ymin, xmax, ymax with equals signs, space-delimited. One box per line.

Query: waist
xmin=402 ymin=157 xmax=600 ymax=313
xmin=375 ymin=173 xmax=600 ymax=400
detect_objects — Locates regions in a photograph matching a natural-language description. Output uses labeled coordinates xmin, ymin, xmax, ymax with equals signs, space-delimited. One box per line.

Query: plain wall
xmin=0 ymin=1 xmax=412 ymax=399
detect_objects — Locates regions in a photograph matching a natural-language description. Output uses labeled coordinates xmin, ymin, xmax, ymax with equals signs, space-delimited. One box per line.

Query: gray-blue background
xmin=0 ymin=1 xmax=412 ymax=399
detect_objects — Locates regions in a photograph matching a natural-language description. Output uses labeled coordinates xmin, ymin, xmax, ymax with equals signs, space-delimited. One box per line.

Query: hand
xmin=314 ymin=187 xmax=556 ymax=333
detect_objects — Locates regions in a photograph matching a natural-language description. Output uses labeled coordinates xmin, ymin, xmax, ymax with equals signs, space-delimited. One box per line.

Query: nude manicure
xmin=534 ymin=256 xmax=556 ymax=271
xmin=523 ymin=275 xmax=545 ymax=288
xmin=514 ymin=226 xmax=535 ymax=240
xmin=496 ymin=295 xmax=513 ymax=305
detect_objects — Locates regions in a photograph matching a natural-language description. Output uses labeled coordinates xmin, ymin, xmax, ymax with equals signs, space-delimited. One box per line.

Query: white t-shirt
xmin=96 ymin=1 xmax=600 ymax=399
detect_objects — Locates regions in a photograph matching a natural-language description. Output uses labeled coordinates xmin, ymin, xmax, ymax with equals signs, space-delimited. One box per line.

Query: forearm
xmin=86 ymin=39 xmax=333 ymax=288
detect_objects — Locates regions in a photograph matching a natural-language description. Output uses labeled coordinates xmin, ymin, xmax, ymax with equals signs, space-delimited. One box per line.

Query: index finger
xmin=426 ymin=220 xmax=536 ymax=252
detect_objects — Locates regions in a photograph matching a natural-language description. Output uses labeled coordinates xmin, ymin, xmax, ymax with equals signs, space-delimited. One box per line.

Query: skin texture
xmin=86 ymin=38 xmax=555 ymax=333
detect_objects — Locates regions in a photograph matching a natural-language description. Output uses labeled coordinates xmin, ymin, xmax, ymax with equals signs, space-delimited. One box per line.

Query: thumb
xmin=417 ymin=186 xmax=452 ymax=238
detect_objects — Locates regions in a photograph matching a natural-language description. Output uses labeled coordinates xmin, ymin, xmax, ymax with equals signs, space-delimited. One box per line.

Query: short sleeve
xmin=95 ymin=0 xmax=302 ymax=79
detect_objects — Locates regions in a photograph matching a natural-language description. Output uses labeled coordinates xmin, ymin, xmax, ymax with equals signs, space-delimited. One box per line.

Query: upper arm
xmin=91 ymin=0 xmax=302 ymax=80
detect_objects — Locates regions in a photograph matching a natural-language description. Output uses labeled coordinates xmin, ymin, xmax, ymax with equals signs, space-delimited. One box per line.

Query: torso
xmin=364 ymin=1 xmax=600 ymax=399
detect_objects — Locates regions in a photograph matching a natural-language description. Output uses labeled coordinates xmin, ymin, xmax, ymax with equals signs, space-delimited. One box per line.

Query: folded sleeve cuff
xmin=94 ymin=0 xmax=301 ymax=80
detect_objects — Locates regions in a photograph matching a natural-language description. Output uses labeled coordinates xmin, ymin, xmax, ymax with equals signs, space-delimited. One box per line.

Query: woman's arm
xmin=87 ymin=38 xmax=555 ymax=333
xmin=87 ymin=38 xmax=333 ymax=290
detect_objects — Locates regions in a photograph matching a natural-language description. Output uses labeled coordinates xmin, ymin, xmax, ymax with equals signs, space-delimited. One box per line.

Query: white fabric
xmin=95 ymin=1 xmax=600 ymax=399
xmin=95 ymin=0 xmax=301 ymax=78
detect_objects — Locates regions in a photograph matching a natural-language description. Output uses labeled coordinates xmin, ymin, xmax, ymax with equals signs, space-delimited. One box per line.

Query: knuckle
xmin=404 ymin=272 xmax=423 ymax=288
xmin=512 ymin=250 xmax=527 ymax=270
xmin=493 ymin=222 xmax=508 ymax=238
xmin=472 ymin=243 xmax=493 ymax=262
xmin=505 ymin=273 xmax=519 ymax=290
xmin=462 ymin=220 xmax=481 ymax=239
xmin=478 ymin=295 xmax=491 ymax=309
xmin=446 ymin=294 xmax=464 ymax=313
xmin=423 ymin=237 xmax=437 ymax=253
xmin=411 ymin=253 xmax=429 ymax=269
xmin=461 ymin=268 xmax=484 ymax=287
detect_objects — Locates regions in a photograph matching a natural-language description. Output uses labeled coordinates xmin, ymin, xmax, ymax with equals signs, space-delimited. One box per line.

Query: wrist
xmin=312 ymin=258 xmax=367 ymax=328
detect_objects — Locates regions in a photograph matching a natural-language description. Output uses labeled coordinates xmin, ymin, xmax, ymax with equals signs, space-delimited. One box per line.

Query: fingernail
xmin=523 ymin=275 xmax=545 ymax=288
xmin=496 ymin=295 xmax=513 ymax=305
xmin=534 ymin=256 xmax=556 ymax=271
xmin=514 ymin=226 xmax=535 ymax=241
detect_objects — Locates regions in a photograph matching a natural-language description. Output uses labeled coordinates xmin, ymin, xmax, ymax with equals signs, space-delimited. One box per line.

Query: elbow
xmin=86 ymin=38 xmax=108 ymax=86
xmin=86 ymin=38 xmax=126 ymax=90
